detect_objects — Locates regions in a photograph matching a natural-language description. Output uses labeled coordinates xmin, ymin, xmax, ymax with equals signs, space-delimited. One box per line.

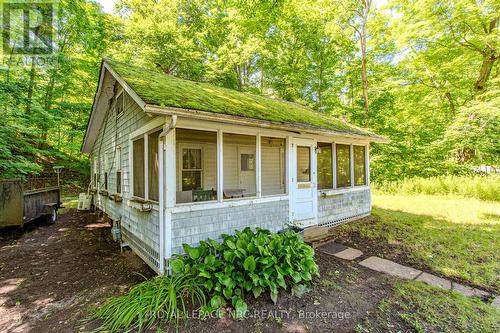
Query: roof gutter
xmin=144 ymin=104 xmax=390 ymax=144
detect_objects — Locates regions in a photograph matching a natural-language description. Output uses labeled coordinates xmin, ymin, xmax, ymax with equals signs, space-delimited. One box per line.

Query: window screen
xmin=297 ymin=146 xmax=311 ymax=182
xmin=336 ymin=144 xmax=351 ymax=188
xmin=133 ymin=138 xmax=145 ymax=198
xmin=354 ymin=145 xmax=366 ymax=186
xmin=317 ymin=143 xmax=333 ymax=189
xmin=148 ymin=130 xmax=161 ymax=201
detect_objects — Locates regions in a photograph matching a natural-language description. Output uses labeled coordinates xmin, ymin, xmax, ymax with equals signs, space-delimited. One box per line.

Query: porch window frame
xmin=221 ymin=131 xmax=258 ymax=201
xmin=173 ymin=122 xmax=289 ymax=208
xmin=130 ymin=125 xmax=163 ymax=202
xmin=353 ymin=144 xmax=368 ymax=187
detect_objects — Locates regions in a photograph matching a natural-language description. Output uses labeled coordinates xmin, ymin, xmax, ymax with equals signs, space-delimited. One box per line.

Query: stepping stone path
xmin=416 ymin=272 xmax=451 ymax=290
xmin=317 ymin=242 xmax=363 ymax=260
xmin=317 ymin=241 xmax=495 ymax=303
xmin=359 ymin=256 xmax=421 ymax=280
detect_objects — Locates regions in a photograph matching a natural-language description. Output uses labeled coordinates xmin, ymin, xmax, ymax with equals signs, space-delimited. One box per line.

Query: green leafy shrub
xmin=373 ymin=175 xmax=500 ymax=201
xmin=171 ymin=227 xmax=319 ymax=318
xmin=91 ymin=274 xmax=206 ymax=332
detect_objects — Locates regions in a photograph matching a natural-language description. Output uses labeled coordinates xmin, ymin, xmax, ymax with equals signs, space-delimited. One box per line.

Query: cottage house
xmin=81 ymin=59 xmax=389 ymax=274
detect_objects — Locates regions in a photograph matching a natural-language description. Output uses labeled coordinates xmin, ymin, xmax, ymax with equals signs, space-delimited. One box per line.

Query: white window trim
xmin=129 ymin=121 xmax=163 ymax=201
xmin=353 ymin=144 xmax=368 ymax=187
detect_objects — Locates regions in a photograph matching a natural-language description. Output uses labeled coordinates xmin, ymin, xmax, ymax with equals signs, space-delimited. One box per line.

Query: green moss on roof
xmin=106 ymin=59 xmax=379 ymax=138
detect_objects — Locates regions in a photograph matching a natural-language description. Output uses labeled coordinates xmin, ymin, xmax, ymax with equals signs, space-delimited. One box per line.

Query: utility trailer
xmin=0 ymin=179 xmax=61 ymax=228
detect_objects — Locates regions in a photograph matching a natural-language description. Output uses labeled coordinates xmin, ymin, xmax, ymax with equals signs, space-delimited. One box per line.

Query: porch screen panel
xmin=317 ymin=142 xmax=333 ymax=189
xmin=223 ymin=133 xmax=256 ymax=198
xmin=176 ymin=129 xmax=217 ymax=203
xmin=354 ymin=145 xmax=366 ymax=186
xmin=336 ymin=144 xmax=351 ymax=188
xmin=148 ymin=130 xmax=161 ymax=201
xmin=133 ymin=138 xmax=145 ymax=198
xmin=261 ymin=137 xmax=286 ymax=196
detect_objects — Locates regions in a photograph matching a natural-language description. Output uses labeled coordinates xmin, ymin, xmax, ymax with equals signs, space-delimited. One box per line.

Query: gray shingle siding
xmin=91 ymin=92 xmax=160 ymax=271
xmin=171 ymin=199 xmax=289 ymax=255
xmin=318 ymin=188 xmax=371 ymax=227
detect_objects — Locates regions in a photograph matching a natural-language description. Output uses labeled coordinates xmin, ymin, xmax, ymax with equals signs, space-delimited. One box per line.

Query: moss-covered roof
xmin=106 ymin=59 xmax=383 ymax=139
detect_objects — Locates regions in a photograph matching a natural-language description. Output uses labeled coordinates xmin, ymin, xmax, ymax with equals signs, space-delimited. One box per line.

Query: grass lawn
xmin=333 ymin=194 xmax=500 ymax=293
xmin=358 ymin=281 xmax=499 ymax=333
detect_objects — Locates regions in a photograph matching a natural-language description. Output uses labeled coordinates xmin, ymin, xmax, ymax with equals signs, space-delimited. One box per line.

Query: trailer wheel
xmin=47 ymin=207 xmax=58 ymax=224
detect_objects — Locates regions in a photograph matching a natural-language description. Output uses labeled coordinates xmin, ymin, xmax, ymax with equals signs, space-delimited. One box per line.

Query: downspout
xmin=158 ymin=115 xmax=177 ymax=275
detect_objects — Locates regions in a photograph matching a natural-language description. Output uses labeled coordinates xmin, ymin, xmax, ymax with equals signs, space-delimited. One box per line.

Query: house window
xmin=354 ymin=145 xmax=366 ymax=186
xmin=240 ymin=154 xmax=255 ymax=171
xmin=104 ymin=172 xmax=108 ymax=190
xmin=92 ymin=156 xmax=98 ymax=189
xmin=261 ymin=136 xmax=286 ymax=196
xmin=148 ymin=130 xmax=161 ymax=201
xmin=132 ymin=137 xmax=145 ymax=198
xmin=336 ymin=144 xmax=351 ymax=188
xmin=115 ymin=92 xmax=124 ymax=115
xmin=297 ymin=146 xmax=311 ymax=182
xmin=182 ymin=148 xmax=202 ymax=191
xmin=317 ymin=142 xmax=333 ymax=189
xmin=116 ymin=147 xmax=122 ymax=194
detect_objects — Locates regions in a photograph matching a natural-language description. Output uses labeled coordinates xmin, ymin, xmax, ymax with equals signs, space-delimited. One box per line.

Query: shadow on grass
xmin=331 ymin=207 xmax=500 ymax=293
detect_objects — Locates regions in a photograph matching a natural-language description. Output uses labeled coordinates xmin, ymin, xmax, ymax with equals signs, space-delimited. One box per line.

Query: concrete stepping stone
xmin=491 ymin=296 xmax=500 ymax=308
xmin=451 ymin=282 xmax=490 ymax=298
xmin=333 ymin=248 xmax=363 ymax=260
xmin=317 ymin=242 xmax=363 ymax=260
xmin=416 ymin=272 xmax=451 ymax=290
xmin=359 ymin=256 xmax=421 ymax=280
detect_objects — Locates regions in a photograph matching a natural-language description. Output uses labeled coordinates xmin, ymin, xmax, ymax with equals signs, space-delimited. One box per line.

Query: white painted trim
xmin=144 ymin=134 xmax=149 ymax=201
xmin=217 ymin=129 xmax=223 ymax=202
xmin=158 ymin=124 xmax=165 ymax=274
xmin=129 ymin=117 xmax=165 ymax=140
xmin=350 ymin=144 xmax=354 ymax=189
xmin=256 ymin=134 xmax=262 ymax=198
xmin=170 ymin=195 xmax=288 ymax=213
xmin=286 ymin=136 xmax=293 ymax=222
xmin=332 ymin=142 xmax=337 ymax=189
xmin=366 ymin=144 xmax=371 ymax=186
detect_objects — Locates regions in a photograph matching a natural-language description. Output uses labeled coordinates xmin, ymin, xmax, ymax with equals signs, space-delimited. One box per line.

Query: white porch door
xmin=292 ymin=139 xmax=317 ymax=226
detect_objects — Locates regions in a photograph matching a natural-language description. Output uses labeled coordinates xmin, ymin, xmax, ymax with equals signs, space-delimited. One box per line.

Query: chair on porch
xmin=192 ymin=188 xmax=216 ymax=202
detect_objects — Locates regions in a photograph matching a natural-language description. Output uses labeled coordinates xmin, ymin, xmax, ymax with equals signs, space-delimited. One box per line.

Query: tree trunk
xmin=26 ymin=57 xmax=37 ymax=114
xmin=359 ymin=0 xmax=371 ymax=126
xmin=473 ymin=17 xmax=498 ymax=92
xmin=474 ymin=49 xmax=497 ymax=92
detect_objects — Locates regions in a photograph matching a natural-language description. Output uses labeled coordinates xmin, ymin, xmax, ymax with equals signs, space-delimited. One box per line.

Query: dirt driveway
xmin=0 ymin=210 xmax=154 ymax=332
xmin=1 ymin=210 xmax=401 ymax=333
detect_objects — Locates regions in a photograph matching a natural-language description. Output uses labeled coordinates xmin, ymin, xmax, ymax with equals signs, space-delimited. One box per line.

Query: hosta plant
xmin=171 ymin=227 xmax=319 ymax=318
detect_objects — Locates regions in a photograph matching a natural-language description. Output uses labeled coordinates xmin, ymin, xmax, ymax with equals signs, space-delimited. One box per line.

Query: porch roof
xmin=105 ymin=59 xmax=389 ymax=142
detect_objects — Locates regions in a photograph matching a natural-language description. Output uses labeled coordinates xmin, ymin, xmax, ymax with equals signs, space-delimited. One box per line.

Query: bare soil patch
xmin=0 ymin=210 xmax=154 ymax=333
xmin=1 ymin=210 xmax=410 ymax=333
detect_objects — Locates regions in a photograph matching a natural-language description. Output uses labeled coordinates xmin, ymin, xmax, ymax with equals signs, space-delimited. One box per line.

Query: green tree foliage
xmin=1 ymin=0 xmax=497 ymax=182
